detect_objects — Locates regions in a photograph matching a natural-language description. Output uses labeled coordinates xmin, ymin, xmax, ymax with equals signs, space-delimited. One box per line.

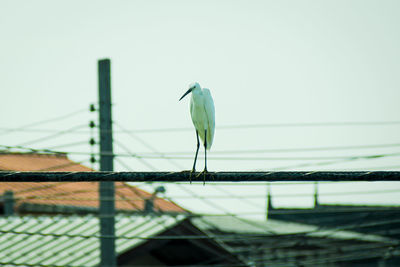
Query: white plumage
xmin=179 ymin=82 xmax=215 ymax=180
xmin=189 ymin=86 xmax=215 ymax=150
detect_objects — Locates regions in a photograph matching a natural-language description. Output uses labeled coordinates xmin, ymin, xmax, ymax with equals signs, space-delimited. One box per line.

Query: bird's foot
xmin=196 ymin=168 xmax=208 ymax=185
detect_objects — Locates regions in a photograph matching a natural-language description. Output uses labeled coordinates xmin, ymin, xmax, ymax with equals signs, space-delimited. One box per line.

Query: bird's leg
xmin=197 ymin=129 xmax=208 ymax=185
xmin=204 ymin=130 xmax=208 ymax=172
xmin=190 ymin=130 xmax=200 ymax=183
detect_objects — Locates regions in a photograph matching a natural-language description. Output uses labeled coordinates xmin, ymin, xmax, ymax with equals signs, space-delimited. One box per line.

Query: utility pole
xmin=98 ymin=58 xmax=116 ymax=267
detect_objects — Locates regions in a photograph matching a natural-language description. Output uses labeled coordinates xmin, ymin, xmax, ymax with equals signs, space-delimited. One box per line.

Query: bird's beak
xmin=179 ymin=88 xmax=192 ymax=101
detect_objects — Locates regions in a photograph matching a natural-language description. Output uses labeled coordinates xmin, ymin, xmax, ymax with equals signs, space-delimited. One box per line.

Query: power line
xmin=3 ymin=144 xmax=400 ymax=162
xmin=245 ymin=242 xmax=397 ymax=266
xmin=270 ymin=153 xmax=391 ymax=170
xmin=3 ymin=120 xmax=400 ymax=135
xmin=205 ymin=184 xmax=267 ymax=210
xmin=34 ymin=160 xmax=91 ymax=172
xmin=89 ymin=151 xmax=400 ymax=161
xmin=0 ymin=127 xmax=91 ymax=134
xmin=113 ymin=122 xmax=256 ymax=227
xmin=218 ymin=121 xmax=400 ymax=128
xmin=114 ymin=140 xmax=158 ymax=171
xmin=1 ymin=171 xmax=399 ymax=182
xmin=0 ymin=108 xmax=87 ymax=136
xmin=44 ymin=141 xmax=89 ymax=150
xmin=115 ymin=151 xmax=400 ymax=161
xmin=13 ymin=186 xmax=400 ymax=201
xmin=0 ymin=228 xmax=344 ymax=244
xmin=35 ymin=150 xmax=400 ymax=162
xmin=156 ymin=143 xmax=400 ymax=155
xmin=114 ymin=122 xmax=184 ymax=170
xmin=108 ymin=120 xmax=400 ymax=133
xmin=0 ymin=144 xmax=65 ymax=154
xmin=108 ymin=142 xmax=284 ymax=235
xmin=2 ymin=213 xmax=396 ymax=266
xmin=17 ymin=124 xmax=88 ymax=146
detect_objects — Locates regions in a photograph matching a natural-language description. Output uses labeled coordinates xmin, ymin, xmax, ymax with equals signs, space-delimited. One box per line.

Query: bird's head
xmin=179 ymin=82 xmax=200 ymax=101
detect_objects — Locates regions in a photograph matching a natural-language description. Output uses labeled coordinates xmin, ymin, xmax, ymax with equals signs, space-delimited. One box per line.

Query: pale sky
xmin=1 ymin=0 xmax=400 ymax=218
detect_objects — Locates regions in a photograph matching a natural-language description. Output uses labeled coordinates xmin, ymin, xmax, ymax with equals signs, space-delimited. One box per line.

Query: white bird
xmin=179 ymin=82 xmax=215 ymax=182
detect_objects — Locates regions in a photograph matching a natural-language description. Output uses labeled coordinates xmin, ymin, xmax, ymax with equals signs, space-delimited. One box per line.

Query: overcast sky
xmin=1 ymin=0 xmax=400 ymax=217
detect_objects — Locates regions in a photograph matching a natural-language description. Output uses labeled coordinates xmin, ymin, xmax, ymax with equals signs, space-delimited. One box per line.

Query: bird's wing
xmin=202 ymin=88 xmax=215 ymax=149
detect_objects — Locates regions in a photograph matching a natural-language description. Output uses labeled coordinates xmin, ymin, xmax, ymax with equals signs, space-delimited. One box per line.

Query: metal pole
xmin=98 ymin=58 xmax=116 ymax=267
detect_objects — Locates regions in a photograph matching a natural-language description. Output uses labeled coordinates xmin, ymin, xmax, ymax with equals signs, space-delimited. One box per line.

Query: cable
xmin=2 ymin=171 xmax=400 ymax=182
xmin=10 ymin=191 xmax=400 ymax=215
xmin=0 ymin=108 xmax=87 ymax=136
xmin=58 ymin=151 xmax=400 ymax=161
xmin=6 ymin=115 xmax=400 ymax=265
xmin=0 ymin=223 xmax=299 ymax=241
xmin=144 ymin=142 xmax=400 ymax=155
xmin=114 ymin=122 xmax=184 ymax=169
xmin=217 ymin=121 xmax=400 ymax=129
xmin=44 ymin=141 xmax=89 ymax=150
xmin=2 ymin=120 xmax=400 ymax=136
xmin=109 ymin=129 xmax=277 ymax=235
xmin=112 ymin=149 xmax=183 ymax=212
xmin=169 ymin=184 xmax=281 ymax=235
xmin=114 ymin=140 xmax=158 ymax=171
xmin=113 ymin=152 xmax=400 ymax=161
xmin=270 ymin=187 xmax=400 ymax=198
xmin=270 ymin=154 xmax=384 ymax=171
xmin=17 ymin=124 xmax=88 ymax=147
xmin=220 ymin=225 xmax=400 ymax=266
xmin=0 ymin=144 xmax=65 ymax=155
xmin=0 ymin=215 xmax=284 ymax=267
xmin=242 ymin=243 xmax=397 ymax=266
xmin=344 ymin=165 xmax=400 ymax=170
xmin=112 ymin=154 xmax=192 ymax=213
xmin=12 ymin=186 xmax=400 ymax=201
xmin=34 ymin=160 xmax=91 ymax=172
xmin=97 ymin=120 xmax=400 ymax=134
xmin=205 ymin=184 xmax=267 ymax=210
xmin=4 ymin=144 xmax=400 ymax=163
xmin=112 ymin=133 xmax=267 ymax=212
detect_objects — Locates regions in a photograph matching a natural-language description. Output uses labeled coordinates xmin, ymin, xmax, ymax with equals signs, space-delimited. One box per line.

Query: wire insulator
xmin=89 ymin=138 xmax=96 ymax=146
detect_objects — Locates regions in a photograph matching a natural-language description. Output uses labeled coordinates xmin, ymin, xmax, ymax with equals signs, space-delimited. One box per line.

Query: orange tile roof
xmin=0 ymin=152 xmax=185 ymax=213
xmin=0 ymin=152 xmax=92 ymax=172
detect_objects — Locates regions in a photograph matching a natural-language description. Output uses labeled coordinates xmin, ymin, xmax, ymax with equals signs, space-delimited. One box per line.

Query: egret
xmin=179 ymin=82 xmax=215 ymax=183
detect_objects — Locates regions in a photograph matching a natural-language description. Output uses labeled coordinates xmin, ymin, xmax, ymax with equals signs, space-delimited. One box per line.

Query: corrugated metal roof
xmin=192 ymin=216 xmax=396 ymax=243
xmin=0 ymin=152 xmax=186 ymax=213
xmin=0 ymin=214 xmax=186 ymax=267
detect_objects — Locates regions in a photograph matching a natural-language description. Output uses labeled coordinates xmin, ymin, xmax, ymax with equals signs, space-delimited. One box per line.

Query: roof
xmin=268 ymin=204 xmax=400 ymax=240
xmin=0 ymin=152 xmax=185 ymax=214
xmin=0 ymin=152 xmax=91 ymax=172
xmin=191 ymin=215 xmax=399 ymax=266
xmin=192 ymin=215 xmax=395 ymax=243
xmin=0 ymin=215 xmax=245 ymax=267
xmin=0 ymin=213 xmax=396 ymax=266
xmin=0 ymin=214 xmax=186 ymax=267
